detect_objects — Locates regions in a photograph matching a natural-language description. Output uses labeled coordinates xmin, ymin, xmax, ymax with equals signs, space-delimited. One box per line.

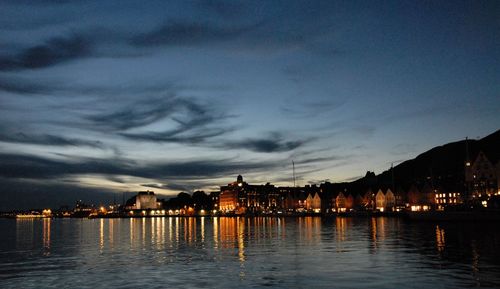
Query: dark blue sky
xmin=0 ymin=0 xmax=498 ymax=209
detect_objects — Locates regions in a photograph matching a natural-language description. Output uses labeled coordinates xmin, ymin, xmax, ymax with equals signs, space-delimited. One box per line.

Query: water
xmin=1 ymin=217 xmax=499 ymax=289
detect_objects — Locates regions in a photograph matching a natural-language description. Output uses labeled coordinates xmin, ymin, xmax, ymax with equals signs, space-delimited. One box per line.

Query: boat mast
xmin=391 ymin=162 xmax=395 ymax=192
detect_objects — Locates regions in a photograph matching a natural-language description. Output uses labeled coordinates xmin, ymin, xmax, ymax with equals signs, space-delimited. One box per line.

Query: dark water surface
xmin=1 ymin=217 xmax=499 ymax=288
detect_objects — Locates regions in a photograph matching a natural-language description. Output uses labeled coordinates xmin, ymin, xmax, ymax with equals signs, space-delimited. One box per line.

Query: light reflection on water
xmin=1 ymin=217 xmax=500 ymax=289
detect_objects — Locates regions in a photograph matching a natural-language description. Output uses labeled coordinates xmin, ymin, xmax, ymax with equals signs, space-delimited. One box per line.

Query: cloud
xmin=220 ymin=133 xmax=306 ymax=153
xmin=121 ymin=127 xmax=232 ymax=144
xmin=0 ymin=132 xmax=105 ymax=148
xmin=141 ymin=181 xmax=209 ymax=192
xmin=281 ymin=99 xmax=346 ymax=118
xmin=0 ymin=177 xmax=117 ymax=211
xmin=0 ymin=33 xmax=93 ymax=70
xmin=0 ymin=153 xmax=281 ymax=181
xmin=130 ymin=21 xmax=257 ymax=47
xmin=340 ymin=175 xmax=363 ymax=182
xmin=83 ymin=93 xmax=235 ymax=144
xmin=85 ymin=94 xmax=228 ymax=132
xmin=0 ymin=76 xmax=56 ymax=94
xmin=197 ymin=0 xmax=247 ymax=18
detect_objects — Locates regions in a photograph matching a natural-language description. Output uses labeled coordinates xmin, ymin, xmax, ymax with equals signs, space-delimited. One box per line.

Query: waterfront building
xmin=354 ymin=194 xmax=365 ymax=210
xmin=136 ymin=191 xmax=159 ymax=209
xmin=407 ymin=185 xmax=432 ymax=212
xmin=305 ymin=192 xmax=321 ymax=213
xmin=124 ymin=191 xmax=160 ymax=211
xmin=385 ymin=189 xmax=395 ymax=211
xmin=346 ymin=194 xmax=354 ymax=211
xmin=219 ymin=189 xmax=238 ymax=212
xmin=335 ymin=192 xmax=346 ymax=212
xmin=466 ymin=151 xmax=499 ymax=199
xmin=375 ymin=189 xmax=386 ymax=212
xmin=435 ymin=189 xmax=462 ymax=210
xmin=363 ymin=190 xmax=374 ymax=209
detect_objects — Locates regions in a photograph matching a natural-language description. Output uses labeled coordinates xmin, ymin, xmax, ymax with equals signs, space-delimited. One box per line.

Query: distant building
xmin=125 ymin=191 xmax=159 ymax=210
xmin=466 ymin=151 xmax=498 ymax=199
xmin=219 ymin=189 xmax=238 ymax=212
xmin=385 ymin=189 xmax=395 ymax=211
xmin=375 ymin=189 xmax=386 ymax=212
xmin=335 ymin=192 xmax=347 ymax=212
xmin=306 ymin=192 xmax=321 ymax=213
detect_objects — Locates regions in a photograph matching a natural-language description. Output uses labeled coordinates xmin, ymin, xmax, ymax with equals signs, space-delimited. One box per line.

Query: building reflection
xmin=435 ymin=225 xmax=445 ymax=253
xmin=213 ymin=217 xmax=219 ymax=249
xmin=238 ymin=217 xmax=245 ymax=262
xmin=298 ymin=217 xmax=321 ymax=244
xmin=16 ymin=219 xmax=35 ymax=249
xmin=168 ymin=217 xmax=173 ymax=246
xmin=201 ymin=217 xmax=205 ymax=242
xmin=369 ymin=217 xmax=387 ymax=253
xmin=108 ymin=219 xmax=114 ymax=249
xmin=42 ymin=218 xmax=51 ymax=255
xmin=336 ymin=217 xmax=347 ymax=243
xmin=99 ymin=218 xmax=104 ymax=252
xmin=211 ymin=217 xmax=247 ymax=262
xmin=471 ymin=241 xmax=480 ymax=284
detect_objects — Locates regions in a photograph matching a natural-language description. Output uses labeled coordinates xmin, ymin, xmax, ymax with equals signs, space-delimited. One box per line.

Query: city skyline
xmin=1 ymin=1 xmax=499 ymax=210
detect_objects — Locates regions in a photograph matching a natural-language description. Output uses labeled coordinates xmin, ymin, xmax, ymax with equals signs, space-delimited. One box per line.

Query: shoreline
xmin=5 ymin=210 xmax=500 ymax=221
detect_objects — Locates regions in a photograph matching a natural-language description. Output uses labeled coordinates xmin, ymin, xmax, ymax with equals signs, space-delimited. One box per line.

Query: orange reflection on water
xmin=42 ymin=218 xmax=51 ymax=255
xmin=435 ymin=225 xmax=445 ymax=253
xmin=238 ymin=217 xmax=245 ymax=262
xmin=201 ymin=217 xmax=205 ymax=242
xmin=219 ymin=217 xmax=237 ymax=248
xmin=168 ymin=218 xmax=173 ymax=246
xmin=108 ymin=219 xmax=114 ymax=249
xmin=300 ymin=217 xmax=321 ymax=244
xmin=16 ymin=219 xmax=35 ymax=249
xmin=213 ymin=217 xmax=219 ymax=249
xmin=215 ymin=217 xmax=246 ymax=262
xmin=130 ymin=218 xmax=135 ymax=246
xmin=336 ymin=217 xmax=347 ymax=243
xmin=99 ymin=218 xmax=104 ymax=251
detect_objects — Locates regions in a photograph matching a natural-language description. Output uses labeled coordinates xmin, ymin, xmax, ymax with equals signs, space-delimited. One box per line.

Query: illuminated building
xmin=306 ymin=192 xmax=321 ymax=213
xmin=385 ymin=189 xmax=395 ymax=211
xmin=435 ymin=191 xmax=462 ymax=210
xmin=466 ymin=151 xmax=499 ymax=199
xmin=219 ymin=189 xmax=238 ymax=212
xmin=125 ymin=191 xmax=160 ymax=211
xmin=335 ymin=192 xmax=346 ymax=212
xmin=375 ymin=189 xmax=386 ymax=212
xmin=135 ymin=191 xmax=159 ymax=209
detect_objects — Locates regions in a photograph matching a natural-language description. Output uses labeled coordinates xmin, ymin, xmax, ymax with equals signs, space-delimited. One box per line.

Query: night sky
xmin=0 ymin=0 xmax=499 ymax=210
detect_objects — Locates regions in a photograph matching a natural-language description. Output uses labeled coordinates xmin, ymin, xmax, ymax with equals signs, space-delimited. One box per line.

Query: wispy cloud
xmin=0 ymin=131 xmax=104 ymax=148
xmin=0 ymin=33 xmax=93 ymax=70
xmin=281 ymin=99 xmax=346 ymax=118
xmin=130 ymin=21 xmax=258 ymax=47
xmin=0 ymin=153 xmax=281 ymax=181
xmin=220 ymin=132 xmax=306 ymax=153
